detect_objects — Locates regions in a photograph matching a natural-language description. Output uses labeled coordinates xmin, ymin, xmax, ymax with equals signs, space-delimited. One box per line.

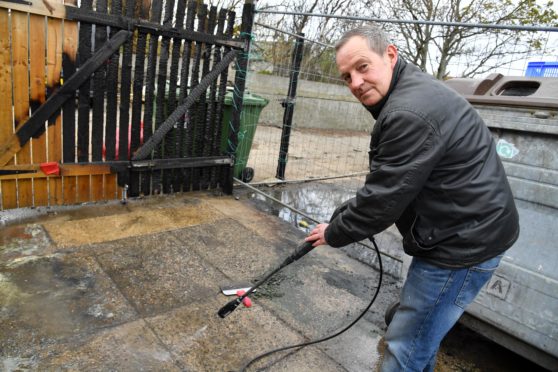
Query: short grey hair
xmin=335 ymin=25 xmax=391 ymax=55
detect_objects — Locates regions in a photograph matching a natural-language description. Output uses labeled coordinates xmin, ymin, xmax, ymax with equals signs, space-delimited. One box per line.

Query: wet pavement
xmin=234 ymin=182 xmax=552 ymax=372
xmin=1 ymin=188 xmax=549 ymax=371
xmin=0 ymin=192 xmax=395 ymax=371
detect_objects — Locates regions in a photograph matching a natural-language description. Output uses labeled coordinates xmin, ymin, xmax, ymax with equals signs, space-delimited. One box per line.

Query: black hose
xmin=238 ymin=237 xmax=383 ymax=372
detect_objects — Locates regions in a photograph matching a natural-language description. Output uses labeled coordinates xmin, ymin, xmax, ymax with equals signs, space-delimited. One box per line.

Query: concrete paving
xmin=0 ymin=192 xmax=397 ymax=371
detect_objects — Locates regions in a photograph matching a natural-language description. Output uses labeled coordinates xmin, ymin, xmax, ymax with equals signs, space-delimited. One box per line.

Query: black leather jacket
xmin=325 ymin=58 xmax=519 ymax=268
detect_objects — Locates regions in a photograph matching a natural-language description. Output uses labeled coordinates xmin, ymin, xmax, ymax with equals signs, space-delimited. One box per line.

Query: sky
xmin=250 ymin=0 xmax=558 ymax=77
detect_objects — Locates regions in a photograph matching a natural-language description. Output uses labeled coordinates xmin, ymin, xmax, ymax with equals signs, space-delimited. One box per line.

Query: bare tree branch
xmin=362 ymin=0 xmax=557 ymax=78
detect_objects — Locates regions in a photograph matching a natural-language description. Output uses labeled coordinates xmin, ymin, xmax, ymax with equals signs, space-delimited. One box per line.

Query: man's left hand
xmin=305 ymin=223 xmax=329 ymax=247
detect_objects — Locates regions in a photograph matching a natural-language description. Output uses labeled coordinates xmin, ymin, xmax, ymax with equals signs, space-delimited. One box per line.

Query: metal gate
xmin=0 ymin=0 xmax=254 ymax=210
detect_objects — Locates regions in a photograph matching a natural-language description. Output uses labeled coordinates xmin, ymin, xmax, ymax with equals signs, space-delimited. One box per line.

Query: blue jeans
xmin=381 ymin=254 xmax=503 ymax=372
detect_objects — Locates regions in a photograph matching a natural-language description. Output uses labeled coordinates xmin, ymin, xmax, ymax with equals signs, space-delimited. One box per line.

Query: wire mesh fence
xmin=232 ymin=8 xmax=558 ymax=192
xmin=239 ymin=40 xmax=372 ymax=183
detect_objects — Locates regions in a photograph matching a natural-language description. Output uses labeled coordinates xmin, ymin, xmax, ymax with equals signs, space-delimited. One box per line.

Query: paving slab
xmin=0 ymin=192 xmax=389 ymax=371
xmin=0 ymin=252 xmax=138 ymax=360
xmin=37 ymin=319 xmax=182 ymax=371
xmin=146 ymin=297 xmax=345 ymax=372
xmin=170 ymin=219 xmax=292 ymax=282
xmin=92 ymin=231 xmax=228 ymax=317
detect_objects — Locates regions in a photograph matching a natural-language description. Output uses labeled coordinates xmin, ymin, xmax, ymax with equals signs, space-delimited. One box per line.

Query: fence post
xmin=224 ymin=0 xmax=255 ymax=193
xmin=276 ymin=33 xmax=304 ymax=180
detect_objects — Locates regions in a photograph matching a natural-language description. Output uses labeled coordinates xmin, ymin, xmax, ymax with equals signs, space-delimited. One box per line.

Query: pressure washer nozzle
xmin=237 ymin=290 xmax=252 ymax=308
xmin=298 ymin=220 xmax=309 ymax=228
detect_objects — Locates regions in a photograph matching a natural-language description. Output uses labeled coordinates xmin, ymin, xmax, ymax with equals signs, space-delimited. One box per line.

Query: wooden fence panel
xmin=90 ymin=0 xmax=107 ymax=202
xmin=62 ymin=0 xmax=79 ymax=205
xmin=164 ymin=0 xmax=186 ymax=193
xmin=0 ymin=0 xmax=251 ymax=210
xmin=12 ymin=12 xmax=33 ymax=208
xmin=30 ymin=13 xmax=49 ymax=207
xmin=128 ymin=0 xmax=151 ymax=196
xmin=0 ymin=9 xmax=16 ymax=210
xmin=75 ymin=0 xmax=92 ymax=203
xmin=46 ymin=2 xmax=64 ymax=206
xmin=177 ymin=0 xmax=198 ymax=193
xmin=138 ymin=0 xmax=163 ymax=195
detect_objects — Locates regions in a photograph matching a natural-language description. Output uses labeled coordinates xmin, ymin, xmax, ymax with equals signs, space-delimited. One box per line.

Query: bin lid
xmin=224 ymin=90 xmax=269 ymax=107
xmin=445 ymin=73 xmax=558 ymax=109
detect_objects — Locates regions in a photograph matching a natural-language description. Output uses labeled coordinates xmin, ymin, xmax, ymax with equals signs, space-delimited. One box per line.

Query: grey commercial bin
xmin=444 ymin=73 xmax=558 ymax=370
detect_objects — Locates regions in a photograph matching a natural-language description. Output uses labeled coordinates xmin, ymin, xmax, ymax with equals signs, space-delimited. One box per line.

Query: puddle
xmin=1 ymin=356 xmax=38 ymax=371
xmin=0 ymin=225 xmax=33 ymax=245
xmin=0 ymin=253 xmax=137 ymax=357
xmin=0 ymin=224 xmax=52 ymax=263
xmin=0 ymin=194 xmax=202 ymax=228
xmin=0 ymin=203 xmax=118 ymax=227
xmin=241 ymin=181 xmax=358 ymax=233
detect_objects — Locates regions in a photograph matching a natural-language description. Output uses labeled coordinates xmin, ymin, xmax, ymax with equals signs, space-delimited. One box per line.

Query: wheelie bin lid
xmin=224 ymin=90 xmax=269 ymax=107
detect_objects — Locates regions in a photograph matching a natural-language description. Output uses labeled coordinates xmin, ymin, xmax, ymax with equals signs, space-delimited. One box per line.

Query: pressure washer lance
xmin=217 ymin=240 xmax=314 ymax=318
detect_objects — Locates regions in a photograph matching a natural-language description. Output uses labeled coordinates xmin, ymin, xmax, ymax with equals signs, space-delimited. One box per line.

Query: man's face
xmin=336 ymin=36 xmax=398 ymax=106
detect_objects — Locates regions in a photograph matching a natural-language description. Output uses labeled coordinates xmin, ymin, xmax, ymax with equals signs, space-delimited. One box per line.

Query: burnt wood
xmin=11 ymin=30 xmax=131 ymax=155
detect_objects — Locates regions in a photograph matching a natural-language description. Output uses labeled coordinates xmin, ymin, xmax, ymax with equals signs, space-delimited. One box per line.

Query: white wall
xmin=245 ymin=73 xmax=374 ymax=132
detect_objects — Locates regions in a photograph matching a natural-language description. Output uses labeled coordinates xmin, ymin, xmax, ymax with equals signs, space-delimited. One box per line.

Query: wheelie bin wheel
xmin=241 ymin=167 xmax=254 ymax=183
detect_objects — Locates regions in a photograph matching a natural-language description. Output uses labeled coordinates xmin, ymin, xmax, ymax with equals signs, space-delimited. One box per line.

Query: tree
xmin=363 ymin=0 xmax=558 ymax=79
xmin=252 ymin=0 xmax=368 ymax=80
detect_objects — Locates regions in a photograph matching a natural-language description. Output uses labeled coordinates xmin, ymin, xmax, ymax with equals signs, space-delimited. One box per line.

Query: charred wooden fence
xmin=0 ymin=0 xmax=254 ymax=210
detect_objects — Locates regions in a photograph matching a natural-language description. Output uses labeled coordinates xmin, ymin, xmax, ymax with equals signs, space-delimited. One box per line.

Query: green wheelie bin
xmin=221 ymin=90 xmax=269 ymax=182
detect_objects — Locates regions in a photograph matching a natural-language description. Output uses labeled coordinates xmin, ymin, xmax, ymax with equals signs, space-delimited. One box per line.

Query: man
xmin=305 ymin=25 xmax=519 ymax=371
